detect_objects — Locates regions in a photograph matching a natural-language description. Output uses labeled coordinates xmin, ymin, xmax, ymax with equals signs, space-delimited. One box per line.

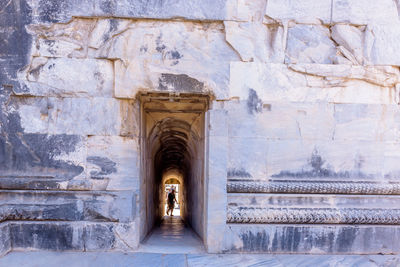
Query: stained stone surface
xmin=1 ymin=0 xmax=400 ymax=255
xmin=1 ymin=252 xmax=400 ymax=267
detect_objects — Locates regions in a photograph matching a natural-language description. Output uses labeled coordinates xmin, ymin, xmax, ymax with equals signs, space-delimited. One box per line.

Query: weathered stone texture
xmin=9 ymin=221 xmax=137 ymax=251
xmin=1 ymin=0 xmax=400 ymax=255
xmin=0 ymin=223 xmax=11 ymax=256
xmin=225 ymin=225 xmax=400 ymax=254
xmin=28 ymin=0 xmax=243 ymax=23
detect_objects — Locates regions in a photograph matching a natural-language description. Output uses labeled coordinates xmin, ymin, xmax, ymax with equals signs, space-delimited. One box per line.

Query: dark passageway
xmin=139 ymin=94 xmax=209 ymax=250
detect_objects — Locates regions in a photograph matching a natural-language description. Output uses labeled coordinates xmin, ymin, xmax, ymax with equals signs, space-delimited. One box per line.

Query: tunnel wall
xmin=184 ymin=117 xmax=206 ymax=240
xmin=1 ymin=0 xmax=400 ymax=254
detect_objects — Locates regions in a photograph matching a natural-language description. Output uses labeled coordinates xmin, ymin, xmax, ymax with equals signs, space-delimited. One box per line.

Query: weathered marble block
xmin=9 ymin=221 xmax=137 ymax=251
xmin=285 ymin=24 xmax=337 ymax=64
xmin=18 ymin=58 xmax=114 ymax=97
xmin=15 ymin=97 xmax=138 ymax=136
xmin=224 ymin=224 xmax=400 ymax=253
xmin=28 ymin=0 xmax=244 ymax=23
xmin=0 ymin=190 xmax=135 ymax=223
xmin=224 ymin=21 xmax=285 ymax=63
xmin=0 ymin=223 xmax=11 ymax=257
xmin=87 ymin=136 xmax=140 ymax=191
xmin=229 ymin=62 xmax=398 ymax=104
xmin=332 ymin=0 xmax=398 ymax=25
xmin=265 ymin=140 xmax=400 ymax=181
xmin=226 ymin=100 xmax=335 ymax=141
xmin=228 ymin=137 xmax=268 ymax=180
xmin=265 ymin=0 xmax=332 ymax=24
xmin=333 ymin=104 xmax=400 ymax=142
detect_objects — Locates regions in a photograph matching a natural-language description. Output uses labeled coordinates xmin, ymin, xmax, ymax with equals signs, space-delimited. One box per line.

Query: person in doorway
xmin=166 ymin=188 xmax=177 ymax=216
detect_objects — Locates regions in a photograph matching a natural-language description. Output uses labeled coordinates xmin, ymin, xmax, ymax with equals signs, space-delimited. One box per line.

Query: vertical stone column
xmin=205 ymin=104 xmax=228 ymax=253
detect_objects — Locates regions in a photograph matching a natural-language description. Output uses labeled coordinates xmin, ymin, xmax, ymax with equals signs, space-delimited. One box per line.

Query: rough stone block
xmin=107 ymin=20 xmax=239 ymax=99
xmin=0 ymin=130 xmax=86 ymax=180
xmin=224 ymin=21 xmax=284 ymax=63
xmin=48 ymin=98 xmax=121 ymax=135
xmin=285 ymin=24 xmax=337 ymax=64
xmin=29 ymin=0 xmax=242 ymax=23
xmin=208 ymin=107 xmax=228 ymax=137
xmin=83 ymin=223 xmax=116 ymax=251
xmin=265 ymin=0 xmax=332 ymax=24
xmin=88 ymin=19 xmax=132 ymax=50
xmin=0 ymin=190 xmax=135 ymax=223
xmin=228 ymin=137 xmax=268 ymax=180
xmin=87 ymin=136 xmax=140 ymax=191
xmin=333 ymin=104 xmax=400 ymax=142
xmin=331 ymin=24 xmax=365 ymax=65
xmin=224 ymin=224 xmax=400 ymax=254
xmin=10 ymin=222 xmax=85 ymax=251
xmin=19 ymin=58 xmax=114 ymax=97
xmin=383 ymin=142 xmax=400 ymax=179
xmin=28 ymin=18 xmax=97 ymax=58
xmin=16 ymin=97 xmax=139 ymax=137
xmin=266 ymin=140 xmax=386 ymax=180
xmin=8 ymin=221 xmax=139 ymax=251
xmin=15 ymin=97 xmax=50 ymax=134
xmin=365 ymin=22 xmax=400 ymax=66
xmin=230 ymin=62 xmax=398 ymax=104
xmin=113 ymin=222 xmax=139 ymax=250
xmin=0 ymin=223 xmax=11 ymax=257
xmin=332 ymin=0 xmax=398 ymax=25
xmin=226 ymin=100 xmax=335 ymax=140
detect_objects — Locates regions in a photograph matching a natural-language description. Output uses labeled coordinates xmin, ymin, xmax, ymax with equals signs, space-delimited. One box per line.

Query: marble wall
xmin=1 ymin=0 xmax=400 ymax=254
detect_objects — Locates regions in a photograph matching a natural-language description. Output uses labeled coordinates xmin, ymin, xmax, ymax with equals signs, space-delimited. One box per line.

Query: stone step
xmin=0 ymin=221 xmax=136 ymax=253
xmin=0 ymin=190 xmax=135 ymax=223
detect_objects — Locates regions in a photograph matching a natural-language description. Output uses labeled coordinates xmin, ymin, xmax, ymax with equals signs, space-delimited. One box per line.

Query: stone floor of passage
xmin=1 ymin=251 xmax=400 ymax=267
xmin=138 ymin=215 xmax=205 ymax=254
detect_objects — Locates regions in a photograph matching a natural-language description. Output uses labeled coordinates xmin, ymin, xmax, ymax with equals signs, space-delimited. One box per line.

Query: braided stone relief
xmin=227 ymin=181 xmax=400 ymax=195
xmin=227 ymin=207 xmax=400 ymax=224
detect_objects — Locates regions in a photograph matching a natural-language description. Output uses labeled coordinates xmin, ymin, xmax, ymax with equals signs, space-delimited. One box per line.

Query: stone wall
xmin=1 ymin=0 xmax=400 ymax=254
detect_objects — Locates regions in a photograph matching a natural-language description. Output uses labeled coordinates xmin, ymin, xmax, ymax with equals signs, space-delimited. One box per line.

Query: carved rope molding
xmin=227 ymin=207 xmax=400 ymax=224
xmin=227 ymin=181 xmax=400 ymax=195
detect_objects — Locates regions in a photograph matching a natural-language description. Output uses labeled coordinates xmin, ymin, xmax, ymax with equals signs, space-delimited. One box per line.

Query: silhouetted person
xmin=166 ymin=188 xmax=177 ymax=216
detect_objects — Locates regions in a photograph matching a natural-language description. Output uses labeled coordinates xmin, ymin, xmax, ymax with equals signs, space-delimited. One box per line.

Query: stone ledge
xmin=227 ymin=181 xmax=400 ymax=195
xmin=0 ymin=190 xmax=135 ymax=223
xmin=227 ymin=207 xmax=400 ymax=224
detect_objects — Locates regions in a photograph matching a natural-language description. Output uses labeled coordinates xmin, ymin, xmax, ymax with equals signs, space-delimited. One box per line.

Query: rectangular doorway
xmin=138 ymin=93 xmax=209 ymax=251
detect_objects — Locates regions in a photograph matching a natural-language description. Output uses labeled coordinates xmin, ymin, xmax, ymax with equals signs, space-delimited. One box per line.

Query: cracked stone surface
xmin=1 ymin=0 xmax=400 ymax=255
